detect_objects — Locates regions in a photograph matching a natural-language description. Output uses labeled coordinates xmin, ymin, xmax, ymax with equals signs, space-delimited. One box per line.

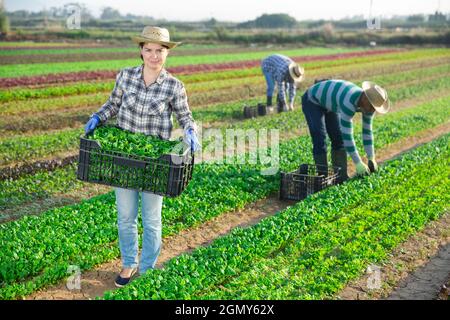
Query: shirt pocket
xmin=146 ymin=99 xmax=168 ymax=116
xmin=121 ymin=89 xmax=137 ymax=109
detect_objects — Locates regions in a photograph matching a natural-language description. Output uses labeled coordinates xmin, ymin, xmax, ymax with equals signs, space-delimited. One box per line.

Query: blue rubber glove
xmin=184 ymin=128 xmax=201 ymax=152
xmin=355 ymin=161 xmax=370 ymax=176
xmin=85 ymin=114 xmax=100 ymax=135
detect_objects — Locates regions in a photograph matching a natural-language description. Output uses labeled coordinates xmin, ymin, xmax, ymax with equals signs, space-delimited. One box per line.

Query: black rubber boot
xmin=313 ymin=153 xmax=328 ymax=177
xmin=331 ymin=149 xmax=349 ymax=184
xmin=313 ymin=153 xmax=328 ymax=192
xmin=276 ymin=96 xmax=283 ymax=112
xmin=266 ymin=96 xmax=273 ymax=107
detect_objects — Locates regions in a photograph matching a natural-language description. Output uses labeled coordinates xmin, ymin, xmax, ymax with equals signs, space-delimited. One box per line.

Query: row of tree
xmin=4 ymin=4 xmax=450 ymax=33
xmin=7 ymin=3 xmax=450 ymax=29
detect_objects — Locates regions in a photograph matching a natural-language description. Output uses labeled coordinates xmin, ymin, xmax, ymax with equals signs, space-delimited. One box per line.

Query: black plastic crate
xmin=243 ymin=105 xmax=258 ymax=118
xmin=280 ymin=164 xmax=340 ymax=201
xmin=257 ymin=103 xmax=267 ymax=116
xmin=77 ymin=135 xmax=194 ymax=197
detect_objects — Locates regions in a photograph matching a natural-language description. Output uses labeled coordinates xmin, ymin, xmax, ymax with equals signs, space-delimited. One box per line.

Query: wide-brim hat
xmin=362 ymin=81 xmax=390 ymax=114
xmin=288 ymin=62 xmax=305 ymax=85
xmin=132 ymin=26 xmax=181 ymax=49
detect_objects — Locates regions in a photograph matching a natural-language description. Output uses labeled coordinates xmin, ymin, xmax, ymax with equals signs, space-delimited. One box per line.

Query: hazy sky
xmin=4 ymin=0 xmax=449 ymax=21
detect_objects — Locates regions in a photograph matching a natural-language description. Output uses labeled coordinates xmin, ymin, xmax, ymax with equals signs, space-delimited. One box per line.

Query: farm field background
xmin=0 ymin=38 xmax=449 ymax=302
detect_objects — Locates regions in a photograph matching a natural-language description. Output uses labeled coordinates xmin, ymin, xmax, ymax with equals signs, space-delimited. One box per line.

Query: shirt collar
xmin=137 ymin=64 xmax=168 ymax=85
xmin=156 ymin=68 xmax=168 ymax=84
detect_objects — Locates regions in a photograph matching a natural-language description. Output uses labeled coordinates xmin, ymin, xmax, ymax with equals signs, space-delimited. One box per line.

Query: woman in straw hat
xmin=261 ymin=54 xmax=305 ymax=112
xmin=84 ymin=26 xmax=200 ymax=287
xmin=301 ymin=79 xmax=390 ymax=182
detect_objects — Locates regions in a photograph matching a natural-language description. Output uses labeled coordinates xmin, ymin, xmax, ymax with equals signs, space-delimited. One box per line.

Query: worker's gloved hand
xmin=185 ymin=128 xmax=201 ymax=152
xmin=368 ymin=157 xmax=378 ymax=173
xmin=85 ymin=114 xmax=100 ymax=135
xmin=355 ymin=161 xmax=370 ymax=176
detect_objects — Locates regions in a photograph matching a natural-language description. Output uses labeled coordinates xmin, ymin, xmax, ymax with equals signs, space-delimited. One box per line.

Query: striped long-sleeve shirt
xmin=306 ymin=80 xmax=375 ymax=164
xmin=261 ymin=54 xmax=296 ymax=105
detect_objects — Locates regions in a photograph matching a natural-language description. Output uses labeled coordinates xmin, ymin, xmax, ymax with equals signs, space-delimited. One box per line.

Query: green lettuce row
xmin=1 ymin=93 xmax=449 ymax=213
xmin=0 ymin=47 xmax=362 ymax=78
xmin=0 ymin=47 xmax=141 ymax=57
xmin=103 ymin=133 xmax=449 ymax=299
xmin=0 ymin=164 xmax=82 ymax=211
xmin=0 ymin=82 xmax=113 ymax=104
xmin=197 ymin=151 xmax=448 ymax=299
xmin=2 ymin=73 xmax=449 ymax=167
xmin=185 ymin=61 xmax=450 ymax=102
xmin=1 ymin=91 xmax=449 ymax=213
xmin=184 ymin=59 xmax=450 ymax=117
xmin=0 ymin=49 xmax=446 ymax=103
xmin=1 ymin=55 xmax=445 ymax=140
xmin=0 ymin=128 xmax=80 ymax=167
xmin=163 ymin=62 xmax=450 ymax=126
xmin=1 ymin=50 xmax=446 ymax=115
xmin=180 ymin=50 xmax=449 ymax=84
xmin=0 ymin=93 xmax=106 ymax=117
xmin=0 ymin=96 xmax=448 ymax=299
xmin=0 ymin=44 xmax=234 ymax=57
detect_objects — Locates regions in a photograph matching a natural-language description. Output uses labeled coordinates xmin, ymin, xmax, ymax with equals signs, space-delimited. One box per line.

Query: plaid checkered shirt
xmin=95 ymin=65 xmax=196 ymax=140
xmin=261 ymin=54 xmax=296 ymax=105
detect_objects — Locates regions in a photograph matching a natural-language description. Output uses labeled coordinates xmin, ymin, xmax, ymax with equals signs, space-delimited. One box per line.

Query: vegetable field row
xmin=0 ymin=47 xmax=363 ymax=79
xmin=0 ymin=96 xmax=448 ymax=299
xmin=2 ymin=74 xmax=449 ymax=167
xmin=104 ymin=134 xmax=449 ymax=299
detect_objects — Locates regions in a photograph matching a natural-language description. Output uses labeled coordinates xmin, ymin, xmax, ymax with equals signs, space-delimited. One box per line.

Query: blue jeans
xmin=262 ymin=69 xmax=276 ymax=98
xmin=115 ymin=187 xmax=163 ymax=274
xmin=301 ymin=92 xmax=344 ymax=155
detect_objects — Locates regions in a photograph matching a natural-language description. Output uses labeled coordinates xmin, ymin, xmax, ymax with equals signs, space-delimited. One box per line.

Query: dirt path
xmin=25 ymin=122 xmax=450 ymax=300
xmin=388 ymin=240 xmax=450 ymax=300
xmin=337 ymin=126 xmax=450 ymax=300
xmin=337 ymin=213 xmax=450 ymax=300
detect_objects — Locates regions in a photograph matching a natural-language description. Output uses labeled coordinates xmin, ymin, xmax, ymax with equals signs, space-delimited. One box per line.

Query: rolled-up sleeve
xmin=96 ymin=70 xmax=124 ymax=122
xmin=171 ymin=82 xmax=196 ymax=132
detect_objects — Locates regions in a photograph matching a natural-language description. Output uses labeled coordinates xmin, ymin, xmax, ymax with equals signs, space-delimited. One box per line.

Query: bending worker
xmin=261 ymin=54 xmax=304 ymax=112
xmin=301 ymin=80 xmax=390 ymax=182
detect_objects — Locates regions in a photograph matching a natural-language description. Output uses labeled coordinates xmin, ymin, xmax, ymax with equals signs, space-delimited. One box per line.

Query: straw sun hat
xmin=132 ymin=26 xmax=181 ymax=49
xmin=362 ymin=81 xmax=391 ymax=114
xmin=288 ymin=62 xmax=305 ymax=85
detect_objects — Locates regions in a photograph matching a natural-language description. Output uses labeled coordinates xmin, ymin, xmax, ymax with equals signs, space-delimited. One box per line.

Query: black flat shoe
xmin=114 ymin=268 xmax=137 ymax=288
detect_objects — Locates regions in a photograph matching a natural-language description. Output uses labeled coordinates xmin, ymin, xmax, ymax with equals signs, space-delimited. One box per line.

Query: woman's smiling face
xmin=140 ymin=42 xmax=169 ymax=71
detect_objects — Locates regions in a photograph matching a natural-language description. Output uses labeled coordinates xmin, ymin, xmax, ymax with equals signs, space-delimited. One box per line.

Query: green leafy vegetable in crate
xmin=91 ymin=126 xmax=184 ymax=159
